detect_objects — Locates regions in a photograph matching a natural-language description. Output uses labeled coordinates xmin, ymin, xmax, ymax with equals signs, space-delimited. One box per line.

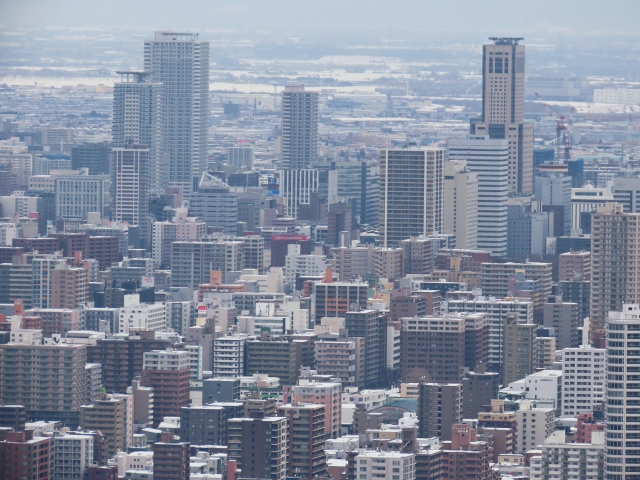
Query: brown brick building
xmin=0 ymin=430 xmax=51 ymax=480
xmin=141 ymin=350 xmax=191 ymax=426
xmin=86 ymin=332 xmax=170 ymax=394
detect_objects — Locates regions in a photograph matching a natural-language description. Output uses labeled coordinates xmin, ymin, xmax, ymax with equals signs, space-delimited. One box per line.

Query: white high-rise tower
xmin=144 ymin=31 xmax=210 ymax=194
xmin=605 ymin=304 xmax=640 ymax=479
xmin=449 ymin=135 xmax=509 ymax=257
xmin=113 ymin=71 xmax=164 ymax=194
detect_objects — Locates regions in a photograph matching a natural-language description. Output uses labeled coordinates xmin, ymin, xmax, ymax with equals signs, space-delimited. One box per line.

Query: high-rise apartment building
xmin=561 ymin=346 xmax=605 ymax=417
xmin=281 ymin=84 xmax=318 ymax=169
xmin=313 ymin=279 xmax=368 ymax=323
xmin=345 ymin=310 xmax=388 ymax=388
xmin=354 ymin=451 xmax=416 ymax=480
xmin=111 ymin=144 xmax=150 ymax=248
xmin=400 ymin=315 xmax=466 ymax=384
xmin=144 ymin=31 xmax=209 ymax=194
xmin=85 ymin=333 xmax=170 ymax=394
xmin=472 ymin=37 xmax=533 ymax=194
xmin=0 ymin=344 xmax=87 ymax=426
xmin=446 ymin=297 xmax=534 ymax=374
xmin=291 ymin=381 xmax=342 ymax=439
xmin=51 ymin=264 xmax=87 ymax=309
xmin=449 ymin=135 xmax=509 ymax=256
xmin=80 ymin=394 xmax=126 ymax=458
xmin=462 ymin=366 xmax=500 ymax=420
xmin=278 ymin=403 xmax=327 ymax=479
xmin=179 ymin=403 xmax=243 ymax=445
xmin=51 ymin=433 xmax=94 ymax=480
xmin=418 ymin=383 xmax=462 ymax=441
xmin=227 ymin=416 xmax=288 ymax=480
xmin=605 ymin=304 xmax=640 ymax=478
xmin=530 ymin=430 xmax=605 ymax=480
xmin=31 ymin=255 xmax=66 ymax=309
xmin=170 ymin=238 xmax=244 ymax=289
xmin=113 ymin=71 xmax=164 ymax=194
xmin=141 ymin=349 xmax=190 ymax=426
xmin=152 ymin=435 xmax=190 ymax=480
xmin=502 ymin=313 xmax=536 ymax=385
xmin=590 ymin=203 xmax=640 ymax=336
xmin=0 ymin=430 xmax=51 ymax=480
xmin=516 ymin=402 xmax=555 ymax=454
xmin=443 ymin=160 xmax=478 ymax=250
xmin=558 ymin=250 xmax=591 ymax=281
xmin=379 ymin=147 xmax=444 ymax=247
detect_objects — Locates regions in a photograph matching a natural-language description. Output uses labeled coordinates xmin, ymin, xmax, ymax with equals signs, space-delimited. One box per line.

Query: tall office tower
xmin=281 ymin=84 xmax=318 ymax=169
xmin=0 ymin=431 xmax=51 ymax=480
xmin=278 ymin=404 xmax=327 ymax=479
xmin=179 ymin=403 xmax=243 ymax=445
xmin=141 ymin=349 xmax=190 ymax=426
xmin=227 ymin=416 xmax=289 ymax=480
xmin=344 ymin=310 xmax=388 ymax=388
xmin=144 ymin=31 xmax=209 ymax=194
xmin=0 ymin=344 xmax=87 ymax=426
xmin=189 ymin=172 xmax=238 ymax=234
xmin=502 ymin=312 xmax=536 ymax=385
xmin=279 ymin=168 xmax=338 ymax=220
xmin=605 ymin=304 xmax=640 ymax=478
xmin=379 ymin=146 xmax=444 ymax=247
xmin=535 ymin=174 xmax=572 ymax=236
xmin=417 ymin=383 xmax=462 ymax=441
xmin=590 ymin=203 xmax=640 ymax=336
xmin=227 ymin=146 xmax=254 ymax=168
xmin=443 ymin=160 xmax=478 ymax=250
xmin=31 ymin=255 xmax=66 ymax=308
xmin=472 ymin=37 xmax=533 ymax=194
xmin=449 ymin=135 xmax=509 ymax=256
xmin=111 ymin=144 xmax=150 ymax=248
xmin=72 ymin=141 xmax=111 ymax=175
xmin=113 ymin=71 xmax=164 ymax=194
xmin=51 ymin=264 xmax=88 ymax=309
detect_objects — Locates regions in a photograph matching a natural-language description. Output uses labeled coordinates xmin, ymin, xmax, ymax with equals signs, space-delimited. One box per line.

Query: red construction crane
xmin=535 ymin=92 xmax=575 ymax=162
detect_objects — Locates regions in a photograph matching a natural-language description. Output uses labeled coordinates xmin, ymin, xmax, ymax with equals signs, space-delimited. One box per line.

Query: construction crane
xmin=535 ymin=92 xmax=575 ymax=162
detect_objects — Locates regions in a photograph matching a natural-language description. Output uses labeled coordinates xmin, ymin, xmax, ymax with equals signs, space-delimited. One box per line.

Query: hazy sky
xmin=1 ymin=0 xmax=638 ymax=42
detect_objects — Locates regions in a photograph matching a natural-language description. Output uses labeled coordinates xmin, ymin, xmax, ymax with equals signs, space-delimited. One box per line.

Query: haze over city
xmin=1 ymin=2 xmax=640 ymax=480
